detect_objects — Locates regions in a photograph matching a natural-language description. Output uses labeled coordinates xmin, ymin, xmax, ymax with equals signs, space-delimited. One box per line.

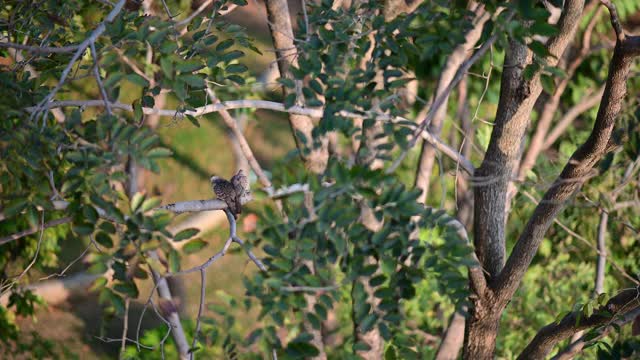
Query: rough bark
xmin=551 ymin=307 xmax=640 ymax=360
xmin=494 ymin=30 xmax=640 ymax=304
xmin=474 ymin=0 xmax=584 ymax=279
xmin=467 ymin=1 xmax=586 ymax=357
xmin=415 ymin=2 xmax=490 ymax=204
xmin=518 ymin=288 xmax=639 ymax=359
xmin=264 ymin=0 xmax=329 ymax=174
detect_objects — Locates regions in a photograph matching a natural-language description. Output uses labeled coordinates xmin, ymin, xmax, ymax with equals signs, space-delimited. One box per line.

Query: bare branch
xmin=157 ymin=199 xmax=232 ymax=214
xmin=0 ymin=216 xmax=72 ymax=246
xmin=415 ymin=1 xmax=491 ymax=203
xmin=29 ymin=0 xmax=126 ymax=120
xmin=176 ymin=0 xmax=214 ymax=27
xmin=121 ymin=297 xmax=131 ymax=357
xmin=600 ymin=0 xmax=624 ymax=41
xmin=189 ymin=269 xmax=206 ymax=360
xmin=205 ymin=88 xmax=273 ymax=192
xmin=280 ymin=285 xmax=338 ymax=292
xmin=28 ymin=99 xmax=470 ymax=174
xmin=90 ymin=41 xmax=112 ymax=115
xmin=0 ymin=41 xmax=81 ymax=54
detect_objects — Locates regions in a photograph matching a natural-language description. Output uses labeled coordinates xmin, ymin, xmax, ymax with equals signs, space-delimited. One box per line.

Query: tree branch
xmin=0 ymin=216 xmax=72 ymax=246
xmin=494 ymin=1 xmax=640 ymax=303
xmin=0 ymin=41 xmax=81 ymax=54
xmin=27 ymin=99 xmax=472 ymax=175
xmin=265 ymin=0 xmax=329 ymax=174
xmin=551 ymin=306 xmax=640 ymax=360
xmin=517 ymin=288 xmax=640 ymax=359
xmin=414 ymin=1 xmax=490 ymax=203
xmin=29 ymin=0 xmax=126 ymax=120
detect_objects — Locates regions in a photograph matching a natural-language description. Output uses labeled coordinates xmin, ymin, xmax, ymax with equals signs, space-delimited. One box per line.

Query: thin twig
xmin=0 ymin=216 xmax=72 ymax=246
xmin=121 ymin=297 xmax=131 ymax=357
xmin=29 ymin=0 xmax=126 ymax=121
xmin=90 ymin=41 xmax=112 ymax=115
xmin=0 ymin=41 xmax=81 ymax=54
xmin=189 ymin=269 xmax=207 ymax=360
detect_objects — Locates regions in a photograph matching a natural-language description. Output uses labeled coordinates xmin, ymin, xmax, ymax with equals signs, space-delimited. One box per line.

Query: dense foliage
xmin=1 ymin=0 xmax=639 ymax=358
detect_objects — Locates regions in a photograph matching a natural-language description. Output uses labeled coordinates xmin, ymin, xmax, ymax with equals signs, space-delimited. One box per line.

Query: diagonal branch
xmin=414 ymin=1 xmax=491 ymax=203
xmin=517 ymin=288 xmax=640 ymax=359
xmin=264 ymin=0 xmax=329 ymax=175
xmin=473 ymin=0 xmax=586 ymax=280
xmin=494 ymin=1 xmax=640 ymax=303
xmin=29 ymin=0 xmax=126 ymax=120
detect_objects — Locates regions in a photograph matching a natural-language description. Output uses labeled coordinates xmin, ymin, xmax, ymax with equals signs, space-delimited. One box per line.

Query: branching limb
xmin=29 ymin=0 xmax=126 ymax=120
xmin=517 ymin=288 xmax=640 ymax=359
xmin=0 ymin=216 xmax=72 ymax=246
xmin=551 ymin=306 xmax=640 ymax=360
xmin=28 ymin=99 xmax=472 ymax=177
xmin=494 ymin=0 xmax=640 ymax=305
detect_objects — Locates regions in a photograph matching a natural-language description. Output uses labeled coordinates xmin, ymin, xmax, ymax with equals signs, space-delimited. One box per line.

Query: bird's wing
xmin=231 ymin=170 xmax=249 ymax=193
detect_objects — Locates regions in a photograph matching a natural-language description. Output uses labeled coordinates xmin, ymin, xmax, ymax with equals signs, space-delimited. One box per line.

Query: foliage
xmin=0 ymin=0 xmax=639 ymax=358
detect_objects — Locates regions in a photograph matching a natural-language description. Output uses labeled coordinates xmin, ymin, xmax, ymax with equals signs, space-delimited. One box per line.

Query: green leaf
xmin=160 ymin=57 xmax=174 ymax=79
xmin=529 ymin=40 xmax=550 ymax=58
xmin=179 ymin=74 xmax=205 ymax=88
xmin=286 ymin=342 xmax=319 ymax=357
xmin=278 ymin=78 xmax=295 ymax=89
xmin=114 ymin=282 xmax=139 ymax=298
xmin=138 ymin=198 xmax=159 ymax=214
xmin=174 ymin=228 xmax=200 ymax=242
xmin=284 ymin=93 xmax=297 ymax=108
xmin=169 ymin=249 xmax=181 ymax=273
xmin=73 ymin=223 xmax=94 ymax=236
xmin=95 ymin=231 xmax=114 ymax=248
xmin=531 ymin=22 xmax=558 ymax=37
xmin=148 ymin=29 xmax=170 ymax=45
xmin=225 ymin=63 xmax=248 ymax=74
xmin=216 ymin=39 xmax=234 ymax=52
xmin=108 ymin=291 xmax=126 ymax=314
xmin=186 ymin=115 xmax=200 ymax=127
xmin=183 ymin=239 xmax=208 ymax=254
xmin=147 ymin=147 xmax=173 ymax=158
xmin=176 ymin=60 xmax=204 ymax=73
xmin=130 ymin=192 xmax=145 ymax=213
xmin=133 ymin=99 xmax=143 ymax=123
xmin=3 ymin=199 xmax=28 ymax=218
xmin=99 ymin=221 xmax=116 ymax=234
xmin=221 ymin=50 xmax=244 ymax=62
xmin=126 ymin=73 xmax=149 ymax=87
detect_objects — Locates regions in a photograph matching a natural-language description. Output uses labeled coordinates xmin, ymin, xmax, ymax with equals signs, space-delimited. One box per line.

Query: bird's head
xmin=210 ymin=175 xmax=222 ymax=183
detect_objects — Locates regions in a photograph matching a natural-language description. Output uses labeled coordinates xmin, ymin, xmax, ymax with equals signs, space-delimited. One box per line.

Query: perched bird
xmin=211 ymin=174 xmax=241 ymax=219
xmin=231 ymin=169 xmax=249 ymax=200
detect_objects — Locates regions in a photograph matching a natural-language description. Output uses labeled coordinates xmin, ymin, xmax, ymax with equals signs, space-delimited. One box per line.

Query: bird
xmin=210 ymin=170 xmax=248 ymax=219
xmin=231 ymin=169 xmax=249 ymax=200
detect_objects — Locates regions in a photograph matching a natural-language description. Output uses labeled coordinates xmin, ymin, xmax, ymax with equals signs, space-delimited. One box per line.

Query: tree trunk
xmin=463 ymin=296 xmax=501 ymax=360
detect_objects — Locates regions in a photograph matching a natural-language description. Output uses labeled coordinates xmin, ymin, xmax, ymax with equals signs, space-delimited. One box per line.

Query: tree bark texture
xmin=467 ymin=0 xmax=586 ymax=357
xmin=264 ymin=0 xmax=329 ymax=174
xmin=518 ymin=289 xmax=639 ymax=359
